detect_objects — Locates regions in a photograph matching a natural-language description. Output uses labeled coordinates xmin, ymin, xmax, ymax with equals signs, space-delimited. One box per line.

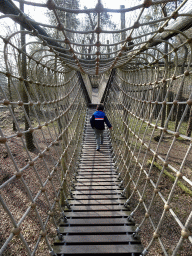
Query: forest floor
xmin=0 ymin=108 xmax=192 ymax=256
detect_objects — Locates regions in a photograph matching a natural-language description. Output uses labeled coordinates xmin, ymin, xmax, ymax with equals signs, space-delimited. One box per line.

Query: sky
xmin=18 ymin=0 xmax=132 ymax=24
xmin=2 ymin=0 xmax=192 ymax=37
xmin=0 ymin=0 xmax=133 ymax=37
xmin=80 ymin=0 xmax=129 ymax=9
xmin=4 ymin=0 xmax=192 ymax=24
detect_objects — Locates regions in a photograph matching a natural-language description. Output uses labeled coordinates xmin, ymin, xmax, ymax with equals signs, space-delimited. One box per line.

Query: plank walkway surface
xmin=53 ymin=108 xmax=143 ymax=255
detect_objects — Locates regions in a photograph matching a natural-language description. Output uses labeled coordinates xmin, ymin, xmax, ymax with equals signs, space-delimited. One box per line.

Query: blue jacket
xmin=90 ymin=110 xmax=112 ymax=130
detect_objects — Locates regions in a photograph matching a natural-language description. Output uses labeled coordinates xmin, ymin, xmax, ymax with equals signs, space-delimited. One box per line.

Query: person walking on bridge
xmin=90 ymin=104 xmax=112 ymax=151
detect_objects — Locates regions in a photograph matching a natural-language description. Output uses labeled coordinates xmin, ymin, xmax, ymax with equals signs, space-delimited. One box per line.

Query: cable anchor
xmin=49 ymin=249 xmax=57 ymax=256
xmin=132 ymin=227 xmax=140 ymax=239
xmin=66 ymin=200 xmax=71 ymax=209
xmin=60 ymin=212 xmax=68 ymax=223
xmin=121 ymin=189 xmax=126 ymax=197
xmin=56 ymin=228 xmax=64 ymax=241
xmin=140 ymin=248 xmax=148 ymax=255
xmin=124 ymin=201 xmax=130 ymax=209
xmin=127 ymin=213 xmax=134 ymax=222
xmin=119 ymin=180 xmax=124 ymax=188
xmin=70 ymin=191 xmax=74 ymax=198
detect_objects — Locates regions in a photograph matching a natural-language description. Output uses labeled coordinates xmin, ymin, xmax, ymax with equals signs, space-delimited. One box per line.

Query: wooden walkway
xmin=53 ymin=108 xmax=143 ymax=255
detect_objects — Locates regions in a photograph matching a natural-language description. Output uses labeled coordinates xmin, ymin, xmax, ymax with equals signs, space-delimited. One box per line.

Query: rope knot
xmin=47 ymin=0 xmax=55 ymax=10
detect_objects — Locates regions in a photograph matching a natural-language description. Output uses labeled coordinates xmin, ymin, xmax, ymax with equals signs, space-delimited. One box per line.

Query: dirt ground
xmin=0 ymin=109 xmax=64 ymax=256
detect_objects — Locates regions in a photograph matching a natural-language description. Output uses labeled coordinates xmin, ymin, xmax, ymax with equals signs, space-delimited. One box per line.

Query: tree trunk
xmin=175 ymin=42 xmax=188 ymax=131
xmin=20 ymin=1 xmax=35 ymax=151
xmin=7 ymin=76 xmax=17 ymax=131
xmin=161 ymin=82 xmax=167 ymax=130
xmin=187 ymin=106 xmax=192 ymax=137
xmin=160 ymin=5 xmax=168 ymax=132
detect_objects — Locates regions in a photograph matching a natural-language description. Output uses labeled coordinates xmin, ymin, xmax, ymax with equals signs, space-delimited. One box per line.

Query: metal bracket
xmin=124 ymin=201 xmax=129 ymax=208
xmin=66 ymin=202 xmax=71 ymax=209
xmin=140 ymin=248 xmax=148 ymax=255
xmin=119 ymin=180 xmax=124 ymax=188
xmin=132 ymin=227 xmax=140 ymax=239
xmin=121 ymin=189 xmax=126 ymax=197
xmin=71 ymin=183 xmax=76 ymax=189
xmin=70 ymin=191 xmax=74 ymax=198
xmin=60 ymin=212 xmax=68 ymax=223
xmin=117 ymin=173 xmax=121 ymax=180
xmin=56 ymin=228 xmax=64 ymax=241
xmin=49 ymin=250 xmax=57 ymax=256
xmin=127 ymin=213 xmax=134 ymax=222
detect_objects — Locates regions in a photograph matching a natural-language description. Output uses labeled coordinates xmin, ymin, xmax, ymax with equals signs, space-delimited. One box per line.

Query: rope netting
xmin=0 ymin=0 xmax=192 ymax=255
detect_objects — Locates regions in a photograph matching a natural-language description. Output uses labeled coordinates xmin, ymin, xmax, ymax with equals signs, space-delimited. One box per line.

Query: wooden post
xmin=82 ymin=39 xmax=85 ymax=59
xmin=107 ymin=40 xmax=110 ymax=59
xmin=120 ymin=5 xmax=125 ymax=42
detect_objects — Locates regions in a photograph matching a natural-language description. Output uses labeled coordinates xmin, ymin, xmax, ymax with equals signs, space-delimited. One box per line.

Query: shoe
xmin=101 ymin=141 xmax=103 ymax=145
xmin=96 ymin=148 xmax=100 ymax=151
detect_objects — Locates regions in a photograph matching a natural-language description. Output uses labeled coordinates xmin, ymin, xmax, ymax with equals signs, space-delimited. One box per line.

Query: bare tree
xmin=20 ymin=1 xmax=36 ymax=150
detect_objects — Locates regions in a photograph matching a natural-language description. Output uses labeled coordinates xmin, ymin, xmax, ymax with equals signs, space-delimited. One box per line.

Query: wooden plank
xmin=71 ymin=194 xmax=125 ymax=200
xmin=76 ymin=177 xmax=118 ymax=181
xmin=53 ymin=244 xmax=143 ymax=254
xmin=76 ymin=176 xmax=117 ymax=179
xmin=61 ymin=218 xmax=130 ymax=226
xmin=81 ymin=154 xmax=111 ymax=158
xmin=54 ymin=234 xmax=139 ymax=244
xmin=81 ymin=155 xmax=111 ymax=158
xmin=80 ymin=160 xmax=112 ymax=163
xmin=77 ymin=171 xmax=116 ymax=175
xmin=59 ymin=225 xmax=136 ymax=234
xmin=64 ymin=211 xmax=130 ymax=218
xmin=76 ymin=174 xmax=117 ymax=177
xmin=83 ymin=144 xmax=110 ymax=147
xmin=82 ymin=147 xmax=109 ymax=150
xmin=78 ymin=168 xmax=115 ymax=171
xmin=79 ymin=165 xmax=114 ymax=168
xmin=74 ymin=182 xmax=118 ymax=186
xmin=82 ymin=147 xmax=111 ymax=149
xmin=77 ymin=170 xmax=116 ymax=173
xmin=82 ymin=152 xmax=110 ymax=154
xmin=72 ymin=190 xmax=123 ymax=195
xmin=75 ymin=178 xmax=118 ymax=182
xmin=68 ymin=199 xmax=127 ymax=205
xmin=81 ymin=152 xmax=111 ymax=154
xmin=74 ymin=183 xmax=119 ymax=187
xmin=78 ymin=168 xmax=115 ymax=170
xmin=79 ymin=165 xmax=113 ymax=168
xmin=76 ymin=174 xmax=118 ymax=178
xmin=72 ymin=185 xmax=121 ymax=190
xmin=80 ymin=158 xmax=111 ymax=161
xmin=67 ymin=205 xmax=128 ymax=211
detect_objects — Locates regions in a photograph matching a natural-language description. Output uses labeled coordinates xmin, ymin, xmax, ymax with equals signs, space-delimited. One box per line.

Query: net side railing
xmin=103 ymin=41 xmax=192 ymax=255
xmin=0 ymin=26 xmax=89 ymax=256
xmin=1 ymin=0 xmax=192 ymax=255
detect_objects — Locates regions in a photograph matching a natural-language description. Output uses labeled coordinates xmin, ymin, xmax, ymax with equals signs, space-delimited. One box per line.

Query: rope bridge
xmin=0 ymin=0 xmax=192 ymax=255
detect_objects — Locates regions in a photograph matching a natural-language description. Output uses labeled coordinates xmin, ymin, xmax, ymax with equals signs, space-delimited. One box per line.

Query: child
xmin=90 ymin=104 xmax=112 ymax=151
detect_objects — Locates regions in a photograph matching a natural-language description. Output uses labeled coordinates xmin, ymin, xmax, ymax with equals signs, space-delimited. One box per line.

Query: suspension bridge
xmin=0 ymin=0 xmax=192 ymax=255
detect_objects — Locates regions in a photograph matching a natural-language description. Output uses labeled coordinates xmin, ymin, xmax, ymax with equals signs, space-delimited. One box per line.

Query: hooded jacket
xmin=90 ymin=110 xmax=112 ymax=130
